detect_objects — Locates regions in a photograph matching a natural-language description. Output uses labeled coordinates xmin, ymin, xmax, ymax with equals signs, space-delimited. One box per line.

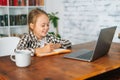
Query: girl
xmin=15 ymin=8 xmax=71 ymax=56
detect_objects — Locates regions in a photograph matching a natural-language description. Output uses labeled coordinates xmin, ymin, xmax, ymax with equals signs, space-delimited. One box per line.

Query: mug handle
xmin=10 ymin=54 xmax=15 ymax=62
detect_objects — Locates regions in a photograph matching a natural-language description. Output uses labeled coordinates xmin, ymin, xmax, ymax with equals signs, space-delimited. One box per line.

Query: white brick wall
xmin=46 ymin=0 xmax=120 ymax=44
xmin=60 ymin=0 xmax=120 ymax=44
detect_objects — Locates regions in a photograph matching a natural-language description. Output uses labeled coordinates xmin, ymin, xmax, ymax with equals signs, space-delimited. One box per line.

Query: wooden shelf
xmin=0 ymin=0 xmax=45 ymax=37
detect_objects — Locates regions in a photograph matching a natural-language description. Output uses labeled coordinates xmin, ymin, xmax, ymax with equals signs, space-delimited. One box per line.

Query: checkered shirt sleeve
xmin=46 ymin=34 xmax=72 ymax=49
xmin=15 ymin=33 xmax=35 ymax=56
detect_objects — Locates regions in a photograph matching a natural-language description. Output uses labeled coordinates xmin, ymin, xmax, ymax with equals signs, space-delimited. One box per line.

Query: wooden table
xmin=0 ymin=41 xmax=120 ymax=80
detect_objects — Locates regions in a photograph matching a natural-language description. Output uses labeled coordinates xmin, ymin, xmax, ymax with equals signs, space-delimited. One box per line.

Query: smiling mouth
xmin=42 ymin=31 xmax=47 ymax=34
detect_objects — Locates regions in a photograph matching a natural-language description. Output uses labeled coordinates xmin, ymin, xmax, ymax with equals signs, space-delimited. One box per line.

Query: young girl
xmin=15 ymin=8 xmax=71 ymax=56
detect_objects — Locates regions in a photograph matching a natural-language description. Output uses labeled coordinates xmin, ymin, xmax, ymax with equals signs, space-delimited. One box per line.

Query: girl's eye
xmin=41 ymin=25 xmax=45 ymax=27
xmin=41 ymin=23 xmax=49 ymax=27
xmin=47 ymin=24 xmax=49 ymax=27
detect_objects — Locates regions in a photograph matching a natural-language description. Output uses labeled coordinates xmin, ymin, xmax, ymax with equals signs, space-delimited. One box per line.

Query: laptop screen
xmin=91 ymin=26 xmax=117 ymax=61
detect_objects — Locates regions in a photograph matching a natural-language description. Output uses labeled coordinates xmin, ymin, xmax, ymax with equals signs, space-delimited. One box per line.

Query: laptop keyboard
xmin=76 ymin=51 xmax=93 ymax=60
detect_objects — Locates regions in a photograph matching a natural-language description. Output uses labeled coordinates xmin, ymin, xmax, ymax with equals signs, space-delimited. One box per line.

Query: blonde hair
xmin=28 ymin=8 xmax=48 ymax=30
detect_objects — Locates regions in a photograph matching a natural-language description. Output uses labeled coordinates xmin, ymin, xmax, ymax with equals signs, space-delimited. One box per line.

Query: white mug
xmin=10 ymin=50 xmax=31 ymax=67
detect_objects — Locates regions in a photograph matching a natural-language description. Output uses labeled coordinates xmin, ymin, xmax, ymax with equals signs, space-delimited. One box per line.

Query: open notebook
xmin=36 ymin=49 xmax=71 ymax=57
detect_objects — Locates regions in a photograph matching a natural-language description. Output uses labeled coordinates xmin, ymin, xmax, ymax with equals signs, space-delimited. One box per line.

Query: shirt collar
xmin=29 ymin=31 xmax=38 ymax=41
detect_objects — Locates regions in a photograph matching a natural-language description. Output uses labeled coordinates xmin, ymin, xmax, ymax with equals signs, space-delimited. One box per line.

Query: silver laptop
xmin=64 ymin=26 xmax=117 ymax=62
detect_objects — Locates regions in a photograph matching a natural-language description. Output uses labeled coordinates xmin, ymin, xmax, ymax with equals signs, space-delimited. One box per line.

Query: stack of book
xmin=9 ymin=0 xmax=27 ymax=6
xmin=0 ymin=0 xmax=7 ymax=6
xmin=10 ymin=14 xmax=27 ymax=26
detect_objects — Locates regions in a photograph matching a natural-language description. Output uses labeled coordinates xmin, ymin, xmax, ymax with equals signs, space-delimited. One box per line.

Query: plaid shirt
xmin=15 ymin=31 xmax=71 ymax=55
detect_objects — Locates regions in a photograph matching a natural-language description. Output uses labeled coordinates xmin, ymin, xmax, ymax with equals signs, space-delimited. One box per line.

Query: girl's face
xmin=30 ymin=14 xmax=49 ymax=40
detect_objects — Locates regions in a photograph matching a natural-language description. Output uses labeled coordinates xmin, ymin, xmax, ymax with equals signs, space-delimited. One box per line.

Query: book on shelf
xmin=29 ymin=0 xmax=44 ymax=6
xmin=39 ymin=0 xmax=44 ymax=6
xmin=35 ymin=48 xmax=72 ymax=57
xmin=21 ymin=0 xmax=26 ymax=6
xmin=10 ymin=14 xmax=27 ymax=26
xmin=0 ymin=0 xmax=7 ymax=6
xmin=14 ymin=0 xmax=18 ymax=6
xmin=0 ymin=14 xmax=8 ymax=26
xmin=4 ymin=14 xmax=8 ymax=26
xmin=0 ymin=0 xmax=44 ymax=6
xmin=19 ymin=0 xmax=26 ymax=6
xmin=0 ymin=1 xmax=2 ymax=5
xmin=9 ymin=0 xmax=26 ymax=6
xmin=9 ymin=0 xmax=13 ymax=6
xmin=10 ymin=15 xmax=15 ymax=26
xmin=29 ymin=0 xmax=35 ymax=6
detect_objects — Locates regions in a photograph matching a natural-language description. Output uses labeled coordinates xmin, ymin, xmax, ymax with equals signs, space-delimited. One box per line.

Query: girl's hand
xmin=34 ymin=43 xmax=61 ymax=56
xmin=53 ymin=43 xmax=61 ymax=49
xmin=44 ymin=43 xmax=54 ymax=52
xmin=35 ymin=43 xmax=54 ymax=55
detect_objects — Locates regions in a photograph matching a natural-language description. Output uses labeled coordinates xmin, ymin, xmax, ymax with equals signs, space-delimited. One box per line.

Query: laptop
xmin=64 ymin=26 xmax=117 ymax=62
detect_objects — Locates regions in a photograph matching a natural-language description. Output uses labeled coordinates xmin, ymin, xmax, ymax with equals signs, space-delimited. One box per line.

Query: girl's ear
xmin=30 ymin=23 xmax=34 ymax=30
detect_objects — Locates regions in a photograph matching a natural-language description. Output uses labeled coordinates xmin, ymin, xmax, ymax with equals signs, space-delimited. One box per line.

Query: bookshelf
xmin=0 ymin=0 xmax=45 ymax=37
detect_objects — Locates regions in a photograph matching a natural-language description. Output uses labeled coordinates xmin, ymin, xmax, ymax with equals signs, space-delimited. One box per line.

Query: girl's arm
xmin=46 ymin=34 xmax=72 ymax=49
xmin=15 ymin=34 xmax=34 ymax=56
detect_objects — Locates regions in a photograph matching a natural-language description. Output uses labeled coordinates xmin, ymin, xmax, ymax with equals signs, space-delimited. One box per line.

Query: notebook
xmin=64 ymin=26 xmax=117 ymax=62
xmin=36 ymin=48 xmax=71 ymax=57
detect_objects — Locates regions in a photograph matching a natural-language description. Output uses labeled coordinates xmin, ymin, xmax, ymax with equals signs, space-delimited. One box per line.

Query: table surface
xmin=0 ymin=41 xmax=120 ymax=80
